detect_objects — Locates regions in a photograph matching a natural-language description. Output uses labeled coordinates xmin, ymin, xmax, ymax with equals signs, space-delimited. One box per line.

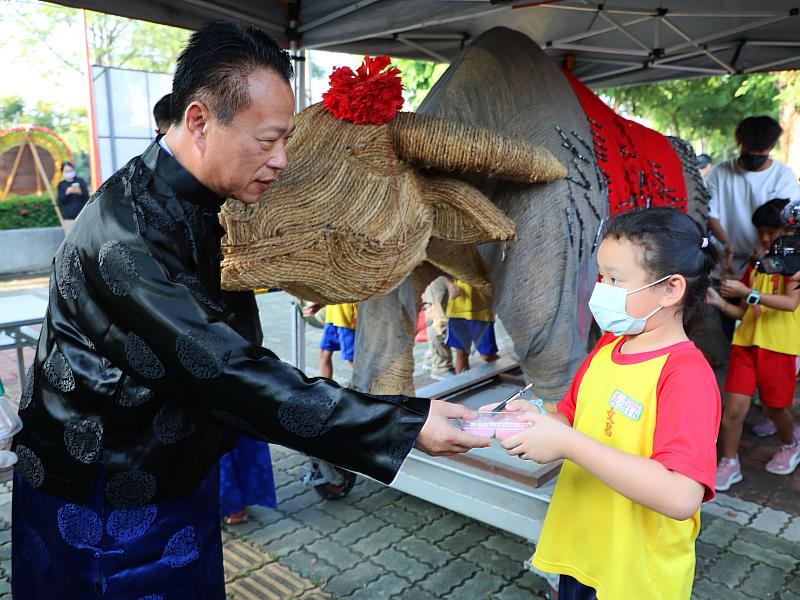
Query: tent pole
xmin=82 ymin=9 xmax=102 ymax=191
xmin=26 ymin=137 xmax=65 ymax=227
xmin=2 ymin=141 xmax=27 ymax=200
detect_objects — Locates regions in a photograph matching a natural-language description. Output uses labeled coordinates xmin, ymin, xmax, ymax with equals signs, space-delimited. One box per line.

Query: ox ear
xmin=425 ymin=240 xmax=493 ymax=293
xmin=423 ymin=176 xmax=515 ymax=244
xmin=389 ymin=112 xmax=567 ymax=183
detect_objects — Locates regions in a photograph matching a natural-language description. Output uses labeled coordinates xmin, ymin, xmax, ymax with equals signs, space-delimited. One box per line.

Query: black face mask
xmin=739 ymin=153 xmax=769 ymax=171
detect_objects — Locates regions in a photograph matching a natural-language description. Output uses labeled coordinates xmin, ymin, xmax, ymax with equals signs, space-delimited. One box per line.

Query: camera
xmin=756 ymin=201 xmax=800 ymax=276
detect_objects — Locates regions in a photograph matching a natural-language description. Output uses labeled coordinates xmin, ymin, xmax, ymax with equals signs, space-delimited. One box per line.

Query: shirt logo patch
xmin=608 ymin=390 xmax=643 ymax=421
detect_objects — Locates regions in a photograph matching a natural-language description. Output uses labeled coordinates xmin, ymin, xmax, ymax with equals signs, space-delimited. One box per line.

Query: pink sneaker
xmin=765 ymin=442 xmax=800 ymax=475
xmin=752 ymin=417 xmax=777 ymax=437
xmin=715 ymin=457 xmax=743 ymax=491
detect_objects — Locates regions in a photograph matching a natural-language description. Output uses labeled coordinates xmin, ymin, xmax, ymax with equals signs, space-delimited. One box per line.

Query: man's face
xmin=201 ymin=69 xmax=295 ymax=204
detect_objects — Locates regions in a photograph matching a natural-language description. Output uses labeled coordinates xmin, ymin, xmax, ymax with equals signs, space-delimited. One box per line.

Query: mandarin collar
xmin=141 ymin=139 xmax=226 ymax=212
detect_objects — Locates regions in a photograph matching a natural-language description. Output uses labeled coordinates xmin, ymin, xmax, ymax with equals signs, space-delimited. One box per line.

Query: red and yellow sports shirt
xmin=324 ymin=303 xmax=357 ymax=329
xmin=532 ymin=333 xmax=721 ymax=600
xmin=733 ymin=265 xmax=800 ymax=356
xmin=445 ymin=279 xmax=493 ymax=322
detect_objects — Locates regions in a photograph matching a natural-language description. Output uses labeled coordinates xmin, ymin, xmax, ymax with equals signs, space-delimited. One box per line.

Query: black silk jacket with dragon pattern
xmin=13 ymin=140 xmax=429 ymax=508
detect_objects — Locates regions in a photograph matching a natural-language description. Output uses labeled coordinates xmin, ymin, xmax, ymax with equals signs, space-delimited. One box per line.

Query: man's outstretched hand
xmin=415 ymin=400 xmax=491 ymax=456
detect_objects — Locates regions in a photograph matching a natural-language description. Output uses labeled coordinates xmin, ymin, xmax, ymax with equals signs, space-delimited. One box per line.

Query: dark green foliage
xmin=0 ymin=194 xmax=60 ymax=230
xmin=600 ymin=74 xmax=780 ymax=159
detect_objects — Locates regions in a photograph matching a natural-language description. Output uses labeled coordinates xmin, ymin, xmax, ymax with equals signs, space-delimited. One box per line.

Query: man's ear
xmin=184 ymin=101 xmax=209 ymax=146
xmin=661 ymin=275 xmax=688 ymax=308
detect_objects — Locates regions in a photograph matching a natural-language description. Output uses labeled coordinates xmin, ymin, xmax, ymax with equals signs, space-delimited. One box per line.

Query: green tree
xmin=0 ymin=1 xmax=190 ymax=182
xmin=599 ymin=74 xmax=780 ymax=160
xmin=394 ymin=59 xmax=448 ymax=111
xmin=2 ymin=1 xmax=189 ymax=76
xmin=0 ymin=96 xmax=26 ymax=128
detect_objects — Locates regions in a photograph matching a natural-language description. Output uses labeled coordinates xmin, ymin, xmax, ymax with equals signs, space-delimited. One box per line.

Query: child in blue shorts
xmin=306 ymin=303 xmax=356 ymax=379
xmin=444 ymin=278 xmax=499 ymax=373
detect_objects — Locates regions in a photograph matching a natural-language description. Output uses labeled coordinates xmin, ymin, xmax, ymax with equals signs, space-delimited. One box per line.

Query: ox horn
xmin=388 ymin=112 xmax=567 ymax=183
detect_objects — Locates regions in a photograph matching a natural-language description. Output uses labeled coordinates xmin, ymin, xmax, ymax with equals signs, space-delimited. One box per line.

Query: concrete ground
xmin=0 ymin=275 xmax=799 ymax=598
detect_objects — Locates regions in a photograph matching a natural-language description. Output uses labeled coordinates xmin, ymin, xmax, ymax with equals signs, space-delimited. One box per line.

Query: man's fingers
xmin=432 ymin=400 xmax=476 ymax=420
xmin=450 ymin=429 xmax=491 ymax=449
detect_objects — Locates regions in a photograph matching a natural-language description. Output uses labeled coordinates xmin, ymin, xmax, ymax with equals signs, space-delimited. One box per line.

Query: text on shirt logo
xmin=608 ymin=390 xmax=643 ymax=421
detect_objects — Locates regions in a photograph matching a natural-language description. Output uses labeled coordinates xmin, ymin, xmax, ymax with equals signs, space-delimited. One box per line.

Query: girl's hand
xmin=706 ymin=287 xmax=722 ymax=307
xmin=501 ymin=412 xmax=575 ymax=463
xmin=302 ymin=303 xmax=322 ymax=317
xmin=720 ymin=279 xmax=749 ymax=298
xmin=445 ymin=280 xmax=462 ymax=299
xmin=479 ymin=399 xmax=538 ymax=413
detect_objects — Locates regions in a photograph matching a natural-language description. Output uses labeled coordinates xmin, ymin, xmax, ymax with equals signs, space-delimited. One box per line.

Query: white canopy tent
xmin=44 ymin=0 xmax=800 ymax=87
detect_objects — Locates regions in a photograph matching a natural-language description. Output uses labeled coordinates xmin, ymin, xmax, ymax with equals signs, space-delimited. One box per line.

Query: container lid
xmin=0 ymin=396 xmax=22 ymax=438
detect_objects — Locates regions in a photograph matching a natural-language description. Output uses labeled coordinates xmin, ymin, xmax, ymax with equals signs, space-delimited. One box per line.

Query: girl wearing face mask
xmin=497 ymin=208 xmax=721 ymax=600
xmin=56 ymin=161 xmax=90 ymax=233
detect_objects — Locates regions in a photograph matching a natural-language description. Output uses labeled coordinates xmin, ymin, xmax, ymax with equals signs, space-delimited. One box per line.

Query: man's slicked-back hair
xmin=171 ymin=21 xmax=293 ymax=127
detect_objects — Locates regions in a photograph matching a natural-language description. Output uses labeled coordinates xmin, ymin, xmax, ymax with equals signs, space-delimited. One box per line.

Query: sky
xmin=1 ymin=1 xmax=90 ymax=107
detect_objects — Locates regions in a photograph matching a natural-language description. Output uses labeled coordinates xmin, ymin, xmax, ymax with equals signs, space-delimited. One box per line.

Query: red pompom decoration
xmin=322 ymin=55 xmax=404 ymax=125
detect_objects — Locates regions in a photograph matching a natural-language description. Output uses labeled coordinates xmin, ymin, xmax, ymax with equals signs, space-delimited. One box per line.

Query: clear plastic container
xmin=0 ymin=395 xmax=22 ymax=470
xmin=454 ymin=411 xmax=531 ymax=440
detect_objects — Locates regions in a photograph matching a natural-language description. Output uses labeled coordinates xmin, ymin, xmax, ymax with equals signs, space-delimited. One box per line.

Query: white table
xmin=0 ymin=294 xmax=48 ymax=385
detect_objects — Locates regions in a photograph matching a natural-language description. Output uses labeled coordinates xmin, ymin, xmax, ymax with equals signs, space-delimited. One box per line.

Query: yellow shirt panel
xmin=733 ymin=270 xmax=800 ymax=355
xmin=445 ymin=279 xmax=493 ymax=322
xmin=324 ymin=303 xmax=357 ymax=329
xmin=532 ymin=337 xmax=699 ymax=600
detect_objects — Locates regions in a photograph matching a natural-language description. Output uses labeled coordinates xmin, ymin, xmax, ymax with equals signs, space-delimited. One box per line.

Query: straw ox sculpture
xmin=220 ymin=28 xmax=709 ymax=399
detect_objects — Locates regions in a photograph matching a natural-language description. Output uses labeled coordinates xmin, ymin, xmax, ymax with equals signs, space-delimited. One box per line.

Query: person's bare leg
xmin=320 ymin=349 xmax=334 ymax=379
xmin=480 ymin=353 xmax=499 ymax=363
xmin=720 ymin=392 xmax=752 ymax=458
xmin=764 ymin=406 xmax=796 ymax=445
xmin=454 ymin=349 xmax=469 ymax=374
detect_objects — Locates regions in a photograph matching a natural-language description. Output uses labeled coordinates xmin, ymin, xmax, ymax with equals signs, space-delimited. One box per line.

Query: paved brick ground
xmin=1 ymin=275 xmax=799 ymax=598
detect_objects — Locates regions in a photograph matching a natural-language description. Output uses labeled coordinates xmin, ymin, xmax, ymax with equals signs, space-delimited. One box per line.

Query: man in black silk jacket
xmin=11 ymin=22 xmax=485 ymax=599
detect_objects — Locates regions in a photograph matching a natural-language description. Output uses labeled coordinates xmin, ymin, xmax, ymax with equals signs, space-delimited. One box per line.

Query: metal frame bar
xmin=650 ymin=63 xmax=727 ymax=75
xmin=539 ymin=3 xmax=783 ymax=19
xmin=399 ymin=32 xmax=467 ymax=41
xmin=548 ymin=42 xmax=649 ymax=57
xmin=304 ymin=4 xmax=509 ymax=49
xmin=665 ymin=13 xmax=796 ymax=55
xmin=574 ymin=57 xmax=641 ymax=67
xmin=744 ymin=52 xmax=800 ymax=72
xmin=745 ymin=40 xmax=800 ymax=48
xmin=655 ymin=44 xmax=736 ymax=64
xmin=298 ymin=0 xmax=383 ymax=33
xmin=596 ymin=11 xmax=650 ymax=52
xmin=549 ymin=15 xmax=651 ymax=46
xmin=178 ymin=0 xmax=284 ymax=33
xmin=578 ymin=63 xmax=644 ymax=84
xmin=661 ymin=16 xmax=736 ymax=73
xmin=396 ymin=35 xmax=450 ymax=62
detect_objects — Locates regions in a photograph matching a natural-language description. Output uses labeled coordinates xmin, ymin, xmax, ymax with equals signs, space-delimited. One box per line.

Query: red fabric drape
xmin=562 ymin=69 xmax=688 ymax=216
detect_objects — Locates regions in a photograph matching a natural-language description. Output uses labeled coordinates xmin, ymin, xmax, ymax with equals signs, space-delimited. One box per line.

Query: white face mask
xmin=588 ymin=275 xmax=671 ymax=336
xmin=63 ymin=170 xmax=76 ymax=180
